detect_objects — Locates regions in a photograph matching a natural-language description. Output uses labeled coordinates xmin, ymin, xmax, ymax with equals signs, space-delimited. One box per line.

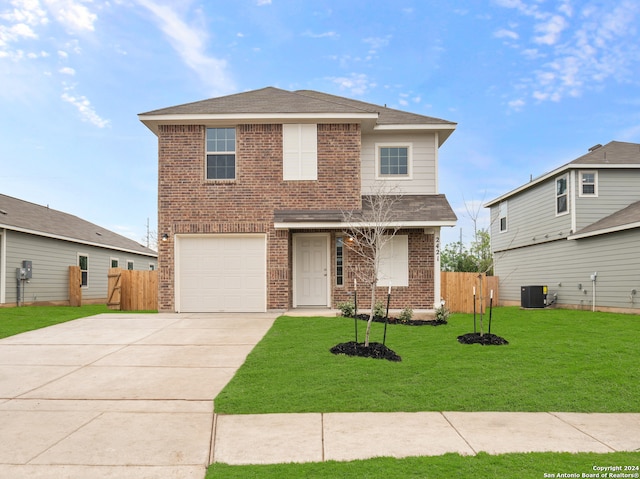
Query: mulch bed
xmin=330 ymin=341 xmax=402 ymax=362
xmin=457 ymin=332 xmax=509 ymax=345
xmin=352 ymin=314 xmax=447 ymax=327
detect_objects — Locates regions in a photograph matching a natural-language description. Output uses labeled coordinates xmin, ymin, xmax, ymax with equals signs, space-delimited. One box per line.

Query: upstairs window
xmin=556 ymin=175 xmax=568 ymax=215
xmin=376 ymin=143 xmax=411 ymax=178
xmin=206 ymin=128 xmax=236 ymax=180
xmin=580 ymin=171 xmax=598 ymax=196
xmin=499 ymin=201 xmax=508 ymax=232
xmin=283 ymin=124 xmax=317 ymax=180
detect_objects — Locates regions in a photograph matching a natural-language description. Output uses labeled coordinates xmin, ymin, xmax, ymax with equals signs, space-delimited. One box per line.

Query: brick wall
xmin=157 ymin=123 xmax=362 ymax=311
xmin=332 ymin=229 xmax=435 ymax=310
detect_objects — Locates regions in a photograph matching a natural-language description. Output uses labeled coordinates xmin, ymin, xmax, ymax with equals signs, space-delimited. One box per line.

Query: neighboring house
xmin=0 ymin=194 xmax=158 ymax=306
xmin=139 ymin=87 xmax=457 ymax=313
xmin=485 ymin=141 xmax=640 ymax=312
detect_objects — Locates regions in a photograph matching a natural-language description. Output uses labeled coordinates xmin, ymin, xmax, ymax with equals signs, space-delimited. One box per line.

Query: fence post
xmin=69 ymin=266 xmax=82 ymax=307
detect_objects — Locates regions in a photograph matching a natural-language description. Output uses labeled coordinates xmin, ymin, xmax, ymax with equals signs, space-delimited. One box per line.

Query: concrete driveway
xmin=0 ymin=312 xmax=278 ymax=479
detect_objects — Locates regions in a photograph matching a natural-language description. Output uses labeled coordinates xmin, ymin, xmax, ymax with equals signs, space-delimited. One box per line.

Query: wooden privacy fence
xmin=440 ymin=272 xmax=499 ymax=313
xmin=68 ymin=266 xmax=82 ymax=307
xmin=108 ymin=268 xmax=158 ymax=311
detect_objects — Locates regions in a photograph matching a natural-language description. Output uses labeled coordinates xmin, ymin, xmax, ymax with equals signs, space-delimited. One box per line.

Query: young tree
xmin=342 ymin=183 xmax=402 ymax=347
xmin=441 ymin=228 xmax=493 ymax=275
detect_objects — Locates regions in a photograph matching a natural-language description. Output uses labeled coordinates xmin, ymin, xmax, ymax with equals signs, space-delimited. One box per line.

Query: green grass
xmin=214 ymin=307 xmax=640 ymax=414
xmin=0 ymin=304 xmax=151 ymax=339
xmin=207 ymin=451 xmax=640 ymax=478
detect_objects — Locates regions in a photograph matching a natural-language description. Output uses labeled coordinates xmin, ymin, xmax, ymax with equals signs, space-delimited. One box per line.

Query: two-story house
xmin=139 ymin=87 xmax=457 ymax=313
xmin=485 ymin=141 xmax=640 ymax=313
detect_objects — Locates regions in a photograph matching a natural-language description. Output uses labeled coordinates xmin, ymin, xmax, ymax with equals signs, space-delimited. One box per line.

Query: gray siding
xmin=361 ymin=132 xmax=437 ymax=194
xmin=490 ymin=177 xmax=573 ymax=252
xmin=2 ymin=230 xmax=157 ymax=304
xmin=574 ymin=169 xmax=640 ymax=231
xmin=494 ymin=230 xmax=640 ymax=311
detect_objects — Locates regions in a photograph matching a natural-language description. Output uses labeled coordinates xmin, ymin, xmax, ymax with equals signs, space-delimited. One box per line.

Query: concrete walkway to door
xmin=0 ymin=312 xmax=279 ymax=479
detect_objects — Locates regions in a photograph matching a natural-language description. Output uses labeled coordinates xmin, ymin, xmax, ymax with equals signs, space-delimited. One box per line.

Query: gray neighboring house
xmin=485 ymin=141 xmax=640 ymax=313
xmin=0 ymin=194 xmax=158 ymax=306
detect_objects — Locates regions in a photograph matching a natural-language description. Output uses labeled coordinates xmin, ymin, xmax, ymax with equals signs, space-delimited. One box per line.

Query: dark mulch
xmin=330 ymin=341 xmax=402 ymax=362
xmin=457 ymin=332 xmax=509 ymax=346
xmin=352 ymin=314 xmax=447 ymax=327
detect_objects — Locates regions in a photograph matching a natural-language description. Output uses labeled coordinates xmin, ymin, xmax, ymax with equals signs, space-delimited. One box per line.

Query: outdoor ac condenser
xmin=521 ymin=285 xmax=547 ymax=308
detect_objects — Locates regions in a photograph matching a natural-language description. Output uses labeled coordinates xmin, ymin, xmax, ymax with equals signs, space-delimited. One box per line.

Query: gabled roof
xmin=569 ymin=200 xmax=640 ymax=240
xmin=0 ymin=194 xmax=157 ymax=257
xmin=274 ymin=195 xmax=457 ymax=229
xmin=485 ymin=141 xmax=640 ymax=207
xmin=139 ymin=87 xmax=456 ymax=144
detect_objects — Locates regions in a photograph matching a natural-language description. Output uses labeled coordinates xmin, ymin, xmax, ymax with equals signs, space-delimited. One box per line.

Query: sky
xmin=2 ymin=0 xmax=640 ymax=249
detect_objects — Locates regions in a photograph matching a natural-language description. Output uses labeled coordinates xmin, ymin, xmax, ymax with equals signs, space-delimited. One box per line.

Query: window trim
xmin=205 ymin=127 xmax=236 ymax=181
xmin=579 ymin=170 xmax=598 ymax=197
xmin=498 ymin=201 xmax=508 ymax=232
xmin=335 ymin=236 xmax=344 ymax=287
xmin=78 ymin=254 xmax=88 ymax=288
xmin=127 ymin=260 xmax=134 ymax=271
xmin=110 ymin=258 xmax=119 ymax=268
xmin=375 ymin=143 xmax=413 ymax=180
xmin=555 ymin=174 xmax=569 ymax=216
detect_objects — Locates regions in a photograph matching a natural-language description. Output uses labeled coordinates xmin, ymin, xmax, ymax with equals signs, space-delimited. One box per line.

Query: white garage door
xmin=176 ymin=234 xmax=266 ymax=312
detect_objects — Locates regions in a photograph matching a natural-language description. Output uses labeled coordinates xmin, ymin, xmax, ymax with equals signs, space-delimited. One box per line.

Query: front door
xmin=294 ymin=234 xmax=328 ymax=307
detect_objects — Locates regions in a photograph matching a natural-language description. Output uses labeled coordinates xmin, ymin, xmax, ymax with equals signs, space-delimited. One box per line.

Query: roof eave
xmin=568 ymin=222 xmax=640 ymax=240
xmin=139 ymin=112 xmax=380 ymax=135
xmin=274 ymin=220 xmax=457 ymax=230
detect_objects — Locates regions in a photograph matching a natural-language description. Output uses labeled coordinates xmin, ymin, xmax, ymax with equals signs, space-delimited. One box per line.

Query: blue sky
xmin=2 ymin=0 xmax=640 ymax=248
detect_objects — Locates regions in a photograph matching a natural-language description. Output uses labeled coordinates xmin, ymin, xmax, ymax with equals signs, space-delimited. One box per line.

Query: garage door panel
xmin=177 ymin=235 xmax=266 ymax=312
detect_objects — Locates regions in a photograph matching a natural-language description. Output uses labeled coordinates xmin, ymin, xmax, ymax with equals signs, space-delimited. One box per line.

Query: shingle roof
xmin=140 ymin=86 xmax=456 ymax=127
xmin=569 ymin=141 xmax=640 ymax=166
xmin=485 ymin=140 xmax=640 ymax=207
xmin=273 ymin=195 xmax=457 ymax=225
xmin=0 ymin=194 xmax=157 ymax=256
xmin=569 ymin=200 xmax=640 ymax=239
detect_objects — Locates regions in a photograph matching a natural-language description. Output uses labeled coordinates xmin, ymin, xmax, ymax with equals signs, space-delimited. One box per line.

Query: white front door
xmin=294 ymin=234 xmax=328 ymax=307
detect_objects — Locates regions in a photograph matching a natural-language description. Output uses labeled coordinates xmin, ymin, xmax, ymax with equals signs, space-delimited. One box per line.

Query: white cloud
xmin=498 ymin=0 xmax=640 ymax=110
xmin=135 ymin=0 xmax=235 ymax=95
xmin=256 ymin=0 xmax=271 ymax=5
xmin=59 ymin=65 xmax=74 ymax=75
xmin=302 ymin=30 xmax=338 ymax=39
xmin=494 ymin=28 xmax=519 ymax=40
xmin=42 ymin=0 xmax=97 ymax=33
xmin=61 ymin=90 xmax=109 ymax=127
xmin=328 ymin=73 xmax=376 ymax=96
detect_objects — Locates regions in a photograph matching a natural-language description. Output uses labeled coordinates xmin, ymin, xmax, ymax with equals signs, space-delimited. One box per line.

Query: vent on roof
xmin=588 ymin=144 xmax=602 ymax=152
xmin=0 ymin=209 xmax=7 ymax=215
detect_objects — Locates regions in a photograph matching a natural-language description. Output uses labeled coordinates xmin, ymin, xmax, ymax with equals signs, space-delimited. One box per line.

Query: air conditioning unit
xmin=521 ymin=285 xmax=547 ymax=308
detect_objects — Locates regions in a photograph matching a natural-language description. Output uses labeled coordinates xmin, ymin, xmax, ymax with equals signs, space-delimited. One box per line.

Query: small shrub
xmin=337 ymin=301 xmax=355 ymax=318
xmin=399 ymin=307 xmax=413 ymax=323
xmin=373 ymin=300 xmax=386 ymax=318
xmin=434 ymin=303 xmax=450 ymax=323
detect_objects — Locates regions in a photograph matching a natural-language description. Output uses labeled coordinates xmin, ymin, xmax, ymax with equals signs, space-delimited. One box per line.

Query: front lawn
xmin=214 ymin=307 xmax=640 ymax=414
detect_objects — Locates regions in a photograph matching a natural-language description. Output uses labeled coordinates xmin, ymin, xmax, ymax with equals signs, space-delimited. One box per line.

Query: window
xmin=78 ymin=255 xmax=88 ymax=287
xmin=206 ymin=128 xmax=236 ymax=180
xmin=499 ymin=201 xmax=508 ymax=232
xmin=127 ymin=261 xmax=134 ymax=270
xmin=149 ymin=263 xmax=155 ymax=271
xmin=283 ymin=124 xmax=317 ymax=180
xmin=580 ymin=171 xmax=597 ymax=196
xmin=556 ymin=175 xmax=568 ymax=215
xmin=111 ymin=258 xmax=119 ymax=268
xmin=378 ymin=235 xmax=409 ymax=287
xmin=336 ymin=237 xmax=344 ymax=286
xmin=377 ymin=144 xmax=411 ymax=178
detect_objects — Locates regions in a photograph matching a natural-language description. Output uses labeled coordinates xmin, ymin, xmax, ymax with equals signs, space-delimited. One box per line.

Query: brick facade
xmin=157 ymin=123 xmax=362 ymax=311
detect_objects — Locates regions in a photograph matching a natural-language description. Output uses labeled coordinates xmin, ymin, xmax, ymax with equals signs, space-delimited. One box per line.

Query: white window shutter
xmin=283 ymin=124 xmax=317 ymax=180
xmin=378 ymin=235 xmax=409 ymax=287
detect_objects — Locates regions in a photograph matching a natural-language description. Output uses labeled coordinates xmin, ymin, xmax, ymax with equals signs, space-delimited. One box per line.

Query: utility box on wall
xmin=521 ymin=285 xmax=547 ymax=308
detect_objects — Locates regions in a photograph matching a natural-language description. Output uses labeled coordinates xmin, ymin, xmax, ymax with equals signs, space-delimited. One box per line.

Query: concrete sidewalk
xmin=212 ymin=411 xmax=640 ymax=465
xmin=0 ymin=312 xmax=278 ymax=479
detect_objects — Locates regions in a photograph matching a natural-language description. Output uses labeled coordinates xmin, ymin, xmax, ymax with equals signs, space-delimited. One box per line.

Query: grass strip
xmin=207 ymin=451 xmax=640 ymax=479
